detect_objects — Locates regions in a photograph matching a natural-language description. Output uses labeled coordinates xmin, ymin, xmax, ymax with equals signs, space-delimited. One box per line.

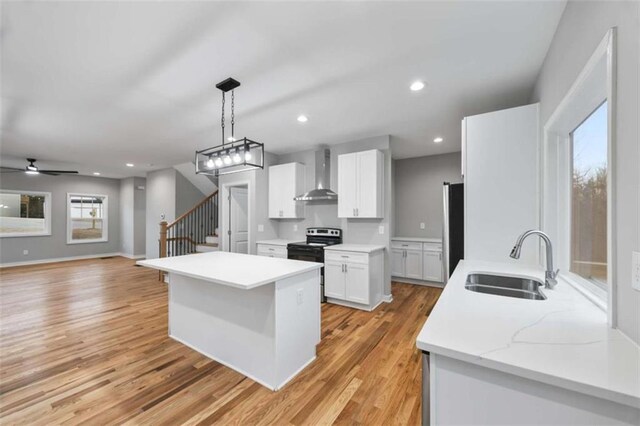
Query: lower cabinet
xmin=324 ymin=249 xmax=384 ymax=311
xmin=256 ymin=244 xmax=287 ymax=259
xmin=423 ymin=250 xmax=443 ymax=282
xmin=392 ymin=240 xmax=443 ymax=283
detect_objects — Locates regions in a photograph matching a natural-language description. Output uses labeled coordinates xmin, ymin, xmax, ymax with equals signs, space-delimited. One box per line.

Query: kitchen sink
xmin=465 ymin=273 xmax=547 ymax=300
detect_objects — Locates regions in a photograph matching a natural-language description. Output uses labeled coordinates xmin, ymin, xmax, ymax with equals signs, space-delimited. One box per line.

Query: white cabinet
xmin=391 ymin=247 xmax=423 ymax=279
xmin=391 ymin=239 xmax=443 ymax=283
xmin=423 ymin=250 xmax=443 ymax=282
xmin=256 ymin=243 xmax=287 ymax=259
xmin=324 ymin=249 xmax=384 ymax=311
xmin=268 ymin=163 xmax=305 ymax=219
xmin=337 ymin=150 xmax=384 ymax=218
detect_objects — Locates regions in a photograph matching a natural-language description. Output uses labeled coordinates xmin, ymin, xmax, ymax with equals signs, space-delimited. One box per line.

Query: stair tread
xmin=198 ymin=243 xmax=218 ymax=247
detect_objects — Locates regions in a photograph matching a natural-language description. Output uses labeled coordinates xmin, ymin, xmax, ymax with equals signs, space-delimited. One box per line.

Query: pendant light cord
xmin=231 ymin=90 xmax=235 ymax=140
xmin=221 ymin=91 xmax=226 ymax=146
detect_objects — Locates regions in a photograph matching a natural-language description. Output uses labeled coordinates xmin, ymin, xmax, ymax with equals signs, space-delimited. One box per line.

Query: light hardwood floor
xmin=0 ymin=256 xmax=441 ymax=425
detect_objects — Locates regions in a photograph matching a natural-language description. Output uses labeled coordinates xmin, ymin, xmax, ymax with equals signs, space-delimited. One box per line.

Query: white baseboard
xmin=392 ymin=276 xmax=445 ymax=288
xmin=120 ymin=253 xmax=146 ymax=260
xmin=1 ymin=252 xmax=130 ymax=268
xmin=382 ymin=294 xmax=393 ymax=303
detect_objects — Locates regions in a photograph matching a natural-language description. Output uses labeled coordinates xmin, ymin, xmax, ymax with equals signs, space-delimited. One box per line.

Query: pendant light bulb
xmin=223 ymin=154 xmax=232 ymax=165
xmin=233 ymin=150 xmax=242 ymax=164
xmin=215 ymin=157 xmax=223 ymax=167
xmin=206 ymin=157 xmax=215 ymax=169
xmin=244 ymin=148 xmax=252 ymax=161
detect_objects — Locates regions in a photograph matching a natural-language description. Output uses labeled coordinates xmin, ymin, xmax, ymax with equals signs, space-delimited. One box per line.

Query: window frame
xmin=0 ymin=189 xmax=52 ymax=238
xmin=66 ymin=192 xmax=109 ymax=244
xmin=541 ymin=29 xmax=616 ymax=323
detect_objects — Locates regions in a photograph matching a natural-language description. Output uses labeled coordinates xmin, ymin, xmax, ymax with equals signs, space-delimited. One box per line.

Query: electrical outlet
xmin=632 ymin=251 xmax=640 ymax=291
xmin=258 ymin=224 xmax=264 ymax=232
xmin=23 ymin=249 xmax=28 ymax=256
xmin=378 ymin=225 xmax=385 ymax=235
xmin=420 ymin=222 xmax=426 ymax=230
xmin=293 ymin=224 xmax=298 ymax=232
xmin=297 ymin=289 xmax=304 ymax=305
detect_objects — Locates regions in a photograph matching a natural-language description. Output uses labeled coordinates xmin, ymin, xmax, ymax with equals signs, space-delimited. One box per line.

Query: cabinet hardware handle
xmin=345 ymin=264 xmax=348 ymax=273
xmin=341 ymin=255 xmax=349 ymax=258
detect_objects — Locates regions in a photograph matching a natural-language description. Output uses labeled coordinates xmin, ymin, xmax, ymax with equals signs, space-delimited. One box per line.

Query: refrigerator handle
xmin=442 ymin=183 xmax=450 ymax=284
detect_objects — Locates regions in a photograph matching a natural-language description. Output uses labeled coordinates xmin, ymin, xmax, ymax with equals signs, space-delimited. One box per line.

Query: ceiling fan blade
xmin=39 ymin=171 xmax=60 ymax=176
xmin=0 ymin=167 xmax=24 ymax=173
xmin=38 ymin=170 xmax=79 ymax=174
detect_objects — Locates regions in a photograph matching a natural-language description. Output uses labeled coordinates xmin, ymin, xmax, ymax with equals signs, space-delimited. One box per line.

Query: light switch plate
xmin=258 ymin=224 xmax=264 ymax=232
xmin=297 ymin=289 xmax=304 ymax=305
xmin=632 ymin=251 xmax=640 ymax=291
xmin=293 ymin=224 xmax=298 ymax=232
xmin=420 ymin=222 xmax=426 ymax=230
xmin=23 ymin=249 xmax=28 ymax=256
xmin=378 ymin=225 xmax=385 ymax=235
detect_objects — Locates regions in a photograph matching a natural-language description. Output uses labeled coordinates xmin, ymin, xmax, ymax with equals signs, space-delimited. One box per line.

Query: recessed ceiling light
xmin=433 ymin=137 xmax=443 ymax=143
xmin=126 ymin=163 xmax=134 ymax=167
xmin=93 ymin=172 xmax=101 ymax=176
xmin=410 ymin=81 xmax=425 ymax=91
xmin=297 ymin=115 xmax=308 ymax=123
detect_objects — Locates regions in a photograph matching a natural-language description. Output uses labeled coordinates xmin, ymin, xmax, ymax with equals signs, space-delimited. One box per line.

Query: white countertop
xmin=324 ymin=244 xmax=386 ymax=253
xmin=256 ymin=239 xmax=303 ymax=246
xmin=416 ymin=259 xmax=640 ymax=408
xmin=138 ymin=252 xmax=321 ymax=290
xmin=392 ymin=237 xmax=442 ymax=243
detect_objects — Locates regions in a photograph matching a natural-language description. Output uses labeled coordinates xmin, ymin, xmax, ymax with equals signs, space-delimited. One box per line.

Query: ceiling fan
xmin=0 ymin=158 xmax=79 ymax=176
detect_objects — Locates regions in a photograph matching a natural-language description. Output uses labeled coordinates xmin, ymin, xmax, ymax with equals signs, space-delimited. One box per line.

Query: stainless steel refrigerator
xmin=442 ymin=182 xmax=464 ymax=283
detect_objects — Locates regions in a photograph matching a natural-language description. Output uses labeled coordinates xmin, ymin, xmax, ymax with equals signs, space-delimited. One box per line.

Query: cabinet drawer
xmin=423 ymin=242 xmax=442 ymax=252
xmin=325 ymin=251 xmax=369 ymax=265
xmin=257 ymin=244 xmax=287 ymax=257
xmin=391 ymin=241 xmax=423 ymax=251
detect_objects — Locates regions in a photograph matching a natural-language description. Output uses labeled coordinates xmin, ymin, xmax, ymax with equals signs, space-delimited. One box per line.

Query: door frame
xmin=220 ymin=180 xmax=252 ymax=253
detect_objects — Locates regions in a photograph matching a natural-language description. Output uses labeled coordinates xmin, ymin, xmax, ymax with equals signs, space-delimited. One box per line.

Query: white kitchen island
xmin=138 ymin=251 xmax=322 ymax=391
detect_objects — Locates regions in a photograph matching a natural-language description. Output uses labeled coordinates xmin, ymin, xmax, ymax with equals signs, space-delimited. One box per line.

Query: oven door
xmin=287 ymin=246 xmax=326 ymax=302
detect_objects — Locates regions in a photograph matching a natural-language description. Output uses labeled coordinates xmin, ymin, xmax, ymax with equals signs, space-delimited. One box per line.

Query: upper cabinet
xmin=337 ymin=149 xmax=384 ymax=218
xmin=268 ymin=163 xmax=305 ymax=219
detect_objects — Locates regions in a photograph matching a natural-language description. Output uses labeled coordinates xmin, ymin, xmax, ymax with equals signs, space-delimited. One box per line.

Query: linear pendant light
xmin=195 ymin=78 xmax=264 ymax=176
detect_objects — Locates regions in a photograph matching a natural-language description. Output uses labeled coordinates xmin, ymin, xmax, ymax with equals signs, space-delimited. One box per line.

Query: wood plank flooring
xmin=0 ymin=257 xmax=441 ymax=425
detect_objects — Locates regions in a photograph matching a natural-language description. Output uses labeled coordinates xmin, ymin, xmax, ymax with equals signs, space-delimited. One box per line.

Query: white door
xmin=268 ymin=166 xmax=282 ymax=218
xmin=405 ymin=250 xmax=424 ymax=280
xmin=391 ymin=249 xmax=405 ymax=277
xmin=281 ymin=165 xmax=297 ymax=218
xmin=324 ymin=261 xmax=345 ymax=299
xmin=229 ymin=187 xmax=248 ymax=254
xmin=423 ymin=251 xmax=443 ymax=282
xmin=356 ymin=150 xmax=380 ymax=218
xmin=345 ymin=262 xmax=369 ymax=304
xmin=337 ymin=153 xmax=357 ymax=218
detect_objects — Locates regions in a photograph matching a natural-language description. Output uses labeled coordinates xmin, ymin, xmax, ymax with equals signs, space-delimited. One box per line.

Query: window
xmin=570 ymin=102 xmax=608 ymax=287
xmin=0 ymin=190 xmax=52 ymax=237
xmin=67 ymin=193 xmax=108 ymax=244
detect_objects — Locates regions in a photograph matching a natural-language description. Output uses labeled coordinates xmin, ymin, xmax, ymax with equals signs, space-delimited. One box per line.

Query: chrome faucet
xmin=510 ymin=230 xmax=559 ymax=289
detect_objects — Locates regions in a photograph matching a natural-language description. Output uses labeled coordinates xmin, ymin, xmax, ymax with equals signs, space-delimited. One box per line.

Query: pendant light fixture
xmin=195 ymin=78 xmax=264 ymax=176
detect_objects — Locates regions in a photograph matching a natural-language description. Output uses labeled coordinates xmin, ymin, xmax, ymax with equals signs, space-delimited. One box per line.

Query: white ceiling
xmin=0 ymin=1 xmax=566 ymax=178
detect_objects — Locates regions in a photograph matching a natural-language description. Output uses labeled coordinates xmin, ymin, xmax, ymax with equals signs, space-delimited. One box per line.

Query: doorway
xmin=228 ymin=185 xmax=248 ymax=253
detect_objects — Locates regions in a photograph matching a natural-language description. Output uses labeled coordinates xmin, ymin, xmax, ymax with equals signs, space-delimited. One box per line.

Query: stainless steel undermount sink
xmin=465 ymin=273 xmax=547 ymax=300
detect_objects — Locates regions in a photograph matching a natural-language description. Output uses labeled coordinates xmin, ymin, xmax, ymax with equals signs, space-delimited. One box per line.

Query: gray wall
xmin=393 ymin=152 xmax=462 ymax=238
xmin=133 ymin=177 xmax=146 ymax=256
xmin=145 ymin=168 xmax=176 ymax=259
xmin=275 ymin=135 xmax=394 ymax=296
xmin=176 ymin=170 xmax=205 ymax=216
xmin=530 ymin=0 xmax=639 ymax=344
xmin=0 ymin=173 xmax=121 ymax=264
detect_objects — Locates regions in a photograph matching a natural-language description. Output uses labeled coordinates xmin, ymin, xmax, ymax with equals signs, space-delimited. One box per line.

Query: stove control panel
xmin=307 ymin=227 xmax=341 ymax=237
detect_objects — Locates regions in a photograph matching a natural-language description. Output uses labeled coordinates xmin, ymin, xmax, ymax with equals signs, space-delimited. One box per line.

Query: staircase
xmin=159 ymin=190 xmax=219 ymax=266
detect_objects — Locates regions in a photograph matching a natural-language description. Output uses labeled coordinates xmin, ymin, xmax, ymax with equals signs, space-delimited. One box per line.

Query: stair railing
xmin=159 ymin=190 xmax=218 ymax=263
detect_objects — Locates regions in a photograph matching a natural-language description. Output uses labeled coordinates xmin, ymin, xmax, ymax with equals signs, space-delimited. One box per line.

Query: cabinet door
xmin=423 ymin=251 xmax=443 ymax=282
xmin=405 ymin=249 xmax=423 ymax=280
xmin=391 ymin=249 xmax=405 ymax=277
xmin=345 ymin=262 xmax=369 ymax=304
xmin=324 ymin=261 xmax=346 ymax=299
xmin=356 ymin=150 xmax=383 ymax=218
xmin=268 ymin=166 xmax=283 ymax=218
xmin=337 ymin=153 xmax=357 ymax=218
xmin=281 ymin=163 xmax=304 ymax=218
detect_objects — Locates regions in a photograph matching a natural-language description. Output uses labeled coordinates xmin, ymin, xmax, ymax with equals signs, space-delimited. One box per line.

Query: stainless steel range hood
xmin=294 ymin=148 xmax=338 ymax=201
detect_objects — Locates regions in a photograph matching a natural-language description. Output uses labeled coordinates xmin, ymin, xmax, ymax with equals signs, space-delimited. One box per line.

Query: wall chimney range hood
xmin=294 ymin=148 xmax=338 ymax=201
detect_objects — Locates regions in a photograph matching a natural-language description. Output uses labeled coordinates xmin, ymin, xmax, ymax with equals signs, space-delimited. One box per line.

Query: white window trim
xmin=541 ymin=28 xmax=617 ymax=325
xmin=0 ymin=190 xmax=52 ymax=238
xmin=66 ymin=192 xmax=109 ymax=244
